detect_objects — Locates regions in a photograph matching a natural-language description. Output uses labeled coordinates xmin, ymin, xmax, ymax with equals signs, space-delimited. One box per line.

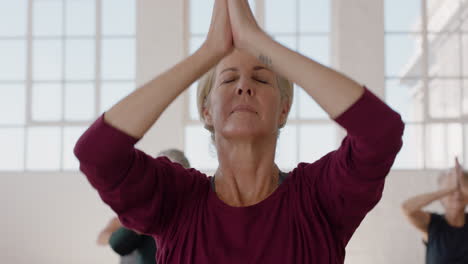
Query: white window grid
xmin=184 ymin=0 xmax=338 ymax=172
xmin=0 ymin=0 xmax=136 ymax=172
xmin=385 ymin=0 xmax=468 ymax=170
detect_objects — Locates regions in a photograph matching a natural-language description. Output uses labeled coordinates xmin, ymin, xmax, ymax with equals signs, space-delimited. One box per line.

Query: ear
xmin=202 ymin=104 xmax=214 ymax=127
xmin=278 ymin=98 xmax=290 ymax=127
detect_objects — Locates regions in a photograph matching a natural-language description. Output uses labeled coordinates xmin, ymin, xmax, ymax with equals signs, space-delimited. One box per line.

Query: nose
xmin=236 ymin=80 xmax=255 ymax=97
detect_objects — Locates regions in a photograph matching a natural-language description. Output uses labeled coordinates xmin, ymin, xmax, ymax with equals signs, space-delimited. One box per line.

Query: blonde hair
xmin=196 ymin=67 xmax=294 ymax=134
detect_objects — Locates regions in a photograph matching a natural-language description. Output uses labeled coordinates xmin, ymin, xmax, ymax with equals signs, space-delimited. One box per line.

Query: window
xmin=385 ymin=0 xmax=468 ymax=169
xmin=0 ymin=0 xmax=136 ymax=172
xmin=185 ymin=0 xmax=336 ymax=172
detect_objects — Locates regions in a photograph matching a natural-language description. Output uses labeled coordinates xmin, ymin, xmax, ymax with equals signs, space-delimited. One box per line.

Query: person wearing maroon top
xmin=74 ymin=0 xmax=404 ymax=263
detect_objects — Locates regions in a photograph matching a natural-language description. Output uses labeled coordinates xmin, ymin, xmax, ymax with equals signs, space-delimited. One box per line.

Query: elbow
xmin=400 ymin=202 xmax=413 ymax=216
xmin=73 ymin=130 xmax=92 ymax=164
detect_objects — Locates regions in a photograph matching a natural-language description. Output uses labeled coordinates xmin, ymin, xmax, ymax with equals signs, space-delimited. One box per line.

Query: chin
xmin=219 ymin=123 xmax=269 ymax=139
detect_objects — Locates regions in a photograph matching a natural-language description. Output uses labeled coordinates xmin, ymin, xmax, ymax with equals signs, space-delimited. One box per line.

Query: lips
xmin=231 ymin=104 xmax=258 ymax=115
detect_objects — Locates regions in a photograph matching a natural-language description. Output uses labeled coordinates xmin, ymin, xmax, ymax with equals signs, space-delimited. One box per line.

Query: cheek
xmin=209 ymin=92 xmax=231 ymax=121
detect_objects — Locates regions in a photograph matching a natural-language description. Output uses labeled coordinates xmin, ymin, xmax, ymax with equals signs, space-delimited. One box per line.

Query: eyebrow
xmin=220 ymin=66 xmax=272 ymax=74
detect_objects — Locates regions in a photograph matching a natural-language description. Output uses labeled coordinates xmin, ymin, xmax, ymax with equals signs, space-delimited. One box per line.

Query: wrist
xmin=199 ymin=41 xmax=230 ymax=64
xmin=237 ymin=29 xmax=270 ymax=55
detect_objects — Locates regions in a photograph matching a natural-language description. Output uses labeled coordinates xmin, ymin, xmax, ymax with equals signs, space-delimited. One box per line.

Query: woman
xmin=401 ymin=158 xmax=468 ymax=264
xmin=74 ymin=0 xmax=404 ymax=263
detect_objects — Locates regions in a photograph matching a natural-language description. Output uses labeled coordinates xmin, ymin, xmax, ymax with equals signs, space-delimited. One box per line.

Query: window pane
xmin=33 ymin=0 xmax=63 ymax=36
xmin=0 ymin=0 xmax=27 ymax=36
xmin=426 ymin=123 xmax=462 ymax=169
xmin=0 ymin=40 xmax=26 ymax=80
xmin=190 ymin=36 xmax=205 ymax=55
xmin=65 ymin=39 xmax=95 ymax=80
xmin=63 ymin=126 xmax=87 ymax=170
xmin=428 ymin=79 xmax=461 ymax=118
xmin=464 ymin=35 xmax=468 ymax=77
xmin=385 ymin=0 xmax=421 ymax=32
xmin=299 ymin=0 xmax=330 ymax=32
xmin=299 ymin=36 xmax=329 ymax=66
xmin=298 ymin=86 xmax=328 ymax=119
xmin=0 ymin=128 xmax=24 ymax=171
xmin=185 ymin=125 xmax=218 ymax=171
xmin=274 ymin=35 xmax=297 ymax=51
xmin=427 ymin=0 xmax=460 ymax=33
xmin=265 ymin=0 xmax=296 ymax=34
xmin=101 ymin=38 xmax=135 ymax=80
xmin=385 ymin=34 xmax=422 ymax=77
xmin=65 ymin=82 xmax=95 ymax=121
xmin=102 ymin=0 xmax=135 ymax=35
xmin=428 ymin=33 xmax=461 ymax=77
xmin=299 ymin=124 xmax=337 ymax=163
xmin=0 ymin=84 xmax=25 ymax=125
xmin=287 ymin=86 xmax=298 ymax=120
xmin=32 ymin=83 xmax=62 ymax=121
xmin=386 ymin=79 xmax=423 ymax=122
xmin=27 ymin=127 xmax=62 ymax=170
xmin=100 ymin=82 xmax=134 ymax=112
xmin=276 ymin=125 xmax=297 ymax=170
xmin=33 ymin=40 xmax=63 ymax=81
xmin=393 ymin=124 xmax=423 ymax=169
xmin=66 ymin=0 xmax=95 ymax=36
xmin=189 ymin=0 xmax=214 ymax=35
xmin=462 ymin=12 xmax=468 ymax=32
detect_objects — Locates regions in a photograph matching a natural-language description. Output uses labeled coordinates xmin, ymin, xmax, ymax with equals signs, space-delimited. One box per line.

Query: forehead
xmin=216 ymin=50 xmax=270 ymax=74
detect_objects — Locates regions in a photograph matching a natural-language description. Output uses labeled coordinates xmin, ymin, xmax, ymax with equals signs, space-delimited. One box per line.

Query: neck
xmin=214 ymin=133 xmax=279 ymax=207
xmin=445 ymin=209 xmax=466 ymax=227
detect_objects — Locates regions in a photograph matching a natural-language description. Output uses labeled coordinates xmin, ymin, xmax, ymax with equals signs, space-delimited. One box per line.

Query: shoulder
xmin=428 ymin=213 xmax=445 ymax=233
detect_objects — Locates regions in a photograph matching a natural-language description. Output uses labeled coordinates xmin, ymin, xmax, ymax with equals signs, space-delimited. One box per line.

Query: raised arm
xmin=227 ymin=0 xmax=364 ymax=119
xmin=228 ymin=0 xmax=404 ymax=246
xmin=104 ymin=0 xmax=233 ymax=139
xmin=455 ymin=157 xmax=468 ymax=196
xmin=401 ymin=187 xmax=456 ymax=241
xmin=74 ymin=0 xmax=233 ymax=235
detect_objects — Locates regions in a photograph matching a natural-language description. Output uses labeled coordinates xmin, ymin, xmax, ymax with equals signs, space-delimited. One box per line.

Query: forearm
xmin=401 ymin=189 xmax=453 ymax=214
xmin=105 ymin=44 xmax=222 ymax=139
xmin=460 ymin=173 xmax=468 ymax=195
xmin=243 ymin=31 xmax=364 ymax=119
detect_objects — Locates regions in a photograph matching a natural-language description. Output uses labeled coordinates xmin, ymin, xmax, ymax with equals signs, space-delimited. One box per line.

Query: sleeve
xmin=109 ymin=227 xmax=143 ymax=256
xmin=300 ymin=88 xmax=404 ymax=246
xmin=74 ymin=114 xmax=204 ymax=236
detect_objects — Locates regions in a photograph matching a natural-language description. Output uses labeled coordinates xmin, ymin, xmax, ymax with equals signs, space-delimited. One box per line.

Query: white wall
xmin=0 ymin=0 xmax=453 ymax=263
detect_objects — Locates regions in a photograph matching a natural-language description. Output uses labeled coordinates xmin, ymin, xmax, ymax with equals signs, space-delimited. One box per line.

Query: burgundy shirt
xmin=74 ymin=88 xmax=404 ymax=263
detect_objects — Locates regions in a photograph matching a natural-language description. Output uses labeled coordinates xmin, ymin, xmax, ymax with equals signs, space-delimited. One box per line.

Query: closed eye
xmin=223 ymin=79 xmax=236 ymax=84
xmin=255 ymin=78 xmax=269 ymax=84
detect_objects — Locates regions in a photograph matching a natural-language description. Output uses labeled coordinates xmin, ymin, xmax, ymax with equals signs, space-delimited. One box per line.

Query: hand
xmin=440 ymin=169 xmax=458 ymax=193
xmin=227 ymin=0 xmax=263 ymax=51
xmin=454 ymin=157 xmax=468 ymax=196
xmin=203 ymin=0 xmax=233 ymax=59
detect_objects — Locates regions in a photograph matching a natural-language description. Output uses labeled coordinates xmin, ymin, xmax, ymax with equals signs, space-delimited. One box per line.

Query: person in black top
xmin=401 ymin=158 xmax=468 ymax=264
xmin=96 ymin=149 xmax=191 ymax=264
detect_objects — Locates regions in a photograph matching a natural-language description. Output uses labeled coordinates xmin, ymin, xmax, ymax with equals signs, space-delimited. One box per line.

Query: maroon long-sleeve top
xmin=74 ymin=88 xmax=404 ymax=263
